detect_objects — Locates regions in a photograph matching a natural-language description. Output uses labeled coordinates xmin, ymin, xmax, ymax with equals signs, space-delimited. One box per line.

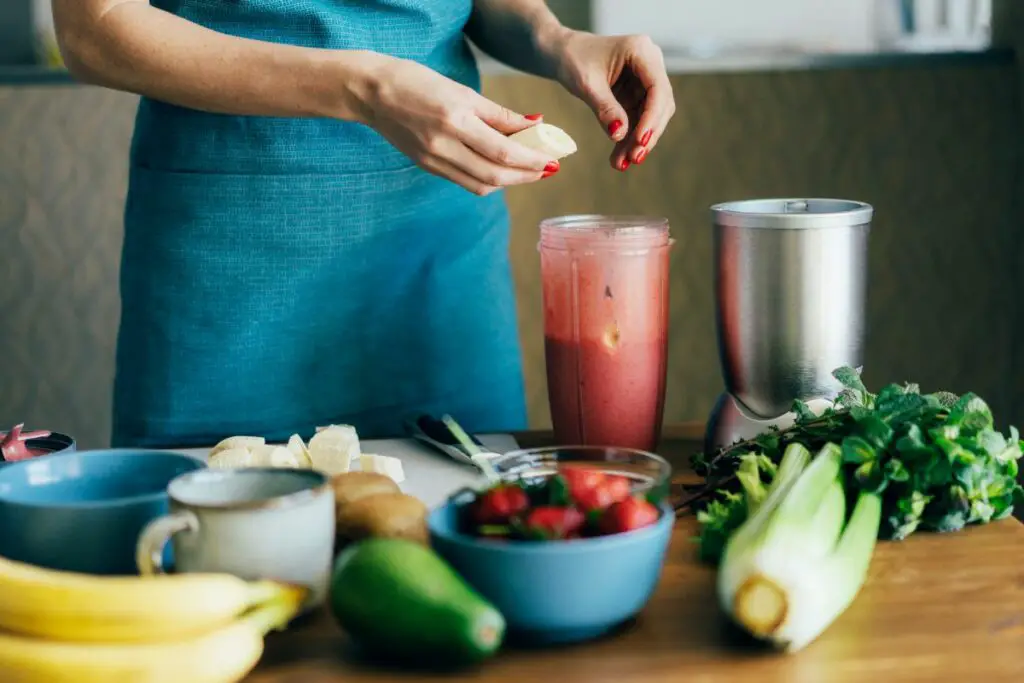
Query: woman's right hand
xmin=359 ymin=56 xmax=559 ymax=195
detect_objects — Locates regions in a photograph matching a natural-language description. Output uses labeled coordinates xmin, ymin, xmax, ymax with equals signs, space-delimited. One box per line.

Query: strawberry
xmin=574 ymin=483 xmax=617 ymax=512
xmin=574 ymin=475 xmax=632 ymax=513
xmin=602 ymin=475 xmax=632 ymax=503
xmin=599 ymin=496 xmax=660 ymax=536
xmin=471 ymin=484 xmax=529 ymax=526
xmin=521 ymin=505 xmax=585 ymax=540
xmin=561 ymin=466 xmax=606 ymax=500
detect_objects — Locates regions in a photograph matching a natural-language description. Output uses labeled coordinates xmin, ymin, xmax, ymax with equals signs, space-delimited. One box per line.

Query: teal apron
xmin=112 ymin=0 xmax=527 ymax=447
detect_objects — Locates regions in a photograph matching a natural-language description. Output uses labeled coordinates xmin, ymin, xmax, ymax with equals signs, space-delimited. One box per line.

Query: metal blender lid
xmin=711 ymin=198 xmax=873 ymax=229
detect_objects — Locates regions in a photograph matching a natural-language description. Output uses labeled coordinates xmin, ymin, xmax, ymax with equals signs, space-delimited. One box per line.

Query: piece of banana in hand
xmin=508 ymin=122 xmax=578 ymax=160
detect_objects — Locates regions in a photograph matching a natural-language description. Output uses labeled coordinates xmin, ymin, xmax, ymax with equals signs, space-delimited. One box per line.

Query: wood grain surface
xmin=248 ymin=428 xmax=1024 ymax=682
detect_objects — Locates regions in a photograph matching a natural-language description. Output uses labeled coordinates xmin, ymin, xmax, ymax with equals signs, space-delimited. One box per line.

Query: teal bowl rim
xmin=0 ymin=449 xmax=206 ymax=510
xmin=428 ymin=499 xmax=675 ymax=556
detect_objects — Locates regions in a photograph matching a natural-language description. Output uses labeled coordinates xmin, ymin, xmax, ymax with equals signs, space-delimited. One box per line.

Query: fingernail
xmin=608 ymin=120 xmax=624 ymax=138
xmin=635 ymin=149 xmax=648 ymax=164
xmin=542 ymin=170 xmax=558 ymax=179
xmin=639 ymin=129 xmax=653 ymax=146
xmin=544 ymin=161 xmax=560 ymax=174
xmin=525 ymin=113 xmax=544 ymax=121
xmin=618 ymin=159 xmax=630 ymax=172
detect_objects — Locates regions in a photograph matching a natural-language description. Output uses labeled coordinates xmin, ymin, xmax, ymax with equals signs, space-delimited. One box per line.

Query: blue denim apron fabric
xmin=112 ymin=0 xmax=527 ymax=447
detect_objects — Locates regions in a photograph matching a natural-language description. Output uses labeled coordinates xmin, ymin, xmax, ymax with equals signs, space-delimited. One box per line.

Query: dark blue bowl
xmin=0 ymin=449 xmax=205 ymax=574
xmin=428 ymin=500 xmax=674 ymax=645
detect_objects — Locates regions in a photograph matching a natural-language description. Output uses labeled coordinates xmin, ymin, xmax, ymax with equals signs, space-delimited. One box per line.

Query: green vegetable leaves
xmin=694 ymin=367 xmax=1024 ymax=558
xmin=696 ymin=492 xmax=746 ymax=564
xmin=696 ymin=453 xmax=776 ymax=564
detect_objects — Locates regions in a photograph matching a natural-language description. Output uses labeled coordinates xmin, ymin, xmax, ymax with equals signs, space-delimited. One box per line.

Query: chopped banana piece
xmin=603 ymin=322 xmax=621 ymax=351
xmin=209 ymin=436 xmax=265 ymax=458
xmin=308 ymin=425 xmax=360 ymax=475
xmin=508 ymin=122 xmax=578 ymax=159
xmin=286 ymin=434 xmax=313 ymax=467
xmin=208 ymin=447 xmax=261 ymax=469
xmin=359 ymin=453 xmax=405 ymax=484
xmin=250 ymin=444 xmax=308 ymax=469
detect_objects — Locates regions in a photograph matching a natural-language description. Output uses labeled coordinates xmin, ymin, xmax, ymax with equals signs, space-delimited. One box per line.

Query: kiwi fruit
xmin=330 ymin=471 xmax=401 ymax=518
xmin=335 ymin=492 xmax=428 ymax=546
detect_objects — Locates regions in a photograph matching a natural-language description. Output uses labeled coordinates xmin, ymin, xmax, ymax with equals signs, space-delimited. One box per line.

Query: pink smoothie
xmin=545 ymin=337 xmax=667 ymax=451
xmin=539 ymin=218 xmax=671 ymax=452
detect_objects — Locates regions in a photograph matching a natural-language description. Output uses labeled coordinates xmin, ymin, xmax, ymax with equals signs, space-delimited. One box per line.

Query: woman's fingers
xmin=623 ymin=38 xmax=675 ymax=163
xmin=420 ymin=155 xmax=501 ymax=197
xmin=447 ymin=132 xmax=557 ymax=187
xmin=608 ymin=80 xmax=647 ymax=171
xmin=460 ymin=109 xmax=554 ymax=172
xmin=609 ymin=141 xmax=630 ymax=172
xmin=574 ymin=73 xmax=631 ymax=144
xmin=424 ymin=133 xmax=557 ymax=194
xmin=474 ymin=97 xmax=543 ymax=136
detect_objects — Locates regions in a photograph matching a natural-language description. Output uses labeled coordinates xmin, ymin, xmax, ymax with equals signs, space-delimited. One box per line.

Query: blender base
xmin=703 ymin=393 xmax=835 ymax=456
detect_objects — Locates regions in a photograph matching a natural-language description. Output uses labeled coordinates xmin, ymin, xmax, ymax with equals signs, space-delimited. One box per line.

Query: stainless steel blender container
xmin=705 ymin=199 xmax=874 ymax=454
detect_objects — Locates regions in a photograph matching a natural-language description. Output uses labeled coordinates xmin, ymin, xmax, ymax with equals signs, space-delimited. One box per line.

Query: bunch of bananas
xmin=0 ymin=553 xmax=305 ymax=682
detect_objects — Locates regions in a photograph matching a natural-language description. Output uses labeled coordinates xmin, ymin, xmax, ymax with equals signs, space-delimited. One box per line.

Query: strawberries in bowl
xmin=458 ymin=446 xmax=670 ymax=542
xmin=428 ymin=446 xmax=674 ymax=645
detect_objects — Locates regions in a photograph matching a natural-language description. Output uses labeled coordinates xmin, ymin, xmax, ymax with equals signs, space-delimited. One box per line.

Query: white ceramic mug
xmin=136 ymin=468 xmax=335 ymax=608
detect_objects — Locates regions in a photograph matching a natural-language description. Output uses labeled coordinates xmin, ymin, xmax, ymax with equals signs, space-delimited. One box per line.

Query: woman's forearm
xmin=464 ymin=0 xmax=572 ymax=79
xmin=52 ymin=0 xmax=386 ymax=121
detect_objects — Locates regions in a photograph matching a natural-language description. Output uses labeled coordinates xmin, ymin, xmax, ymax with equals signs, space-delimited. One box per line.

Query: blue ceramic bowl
xmin=0 ymin=449 xmax=205 ymax=575
xmin=428 ymin=499 xmax=674 ymax=645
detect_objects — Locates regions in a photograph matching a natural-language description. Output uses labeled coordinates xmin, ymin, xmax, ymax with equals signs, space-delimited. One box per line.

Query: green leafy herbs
xmin=694 ymin=367 xmax=1024 ymax=563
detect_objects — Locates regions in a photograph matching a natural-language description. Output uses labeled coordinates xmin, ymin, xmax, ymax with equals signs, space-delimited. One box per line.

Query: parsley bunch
xmin=693 ymin=367 xmax=1024 ymax=563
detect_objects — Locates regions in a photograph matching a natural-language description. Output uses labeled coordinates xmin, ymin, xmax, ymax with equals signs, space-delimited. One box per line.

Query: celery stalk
xmin=735 ymin=455 xmax=770 ymax=515
xmin=722 ymin=444 xmax=813 ymax=555
xmin=717 ymin=442 xmax=882 ymax=652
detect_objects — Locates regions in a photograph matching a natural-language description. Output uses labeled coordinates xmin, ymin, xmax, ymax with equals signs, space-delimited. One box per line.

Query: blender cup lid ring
xmin=711 ymin=198 xmax=873 ymax=229
xmin=540 ymin=215 xmax=670 ymax=232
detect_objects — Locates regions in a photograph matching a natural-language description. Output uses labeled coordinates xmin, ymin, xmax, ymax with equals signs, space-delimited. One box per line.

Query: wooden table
xmin=249 ymin=427 xmax=1024 ymax=682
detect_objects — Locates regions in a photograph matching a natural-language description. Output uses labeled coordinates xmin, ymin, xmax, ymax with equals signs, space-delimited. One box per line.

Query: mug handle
xmin=135 ymin=510 xmax=199 ymax=575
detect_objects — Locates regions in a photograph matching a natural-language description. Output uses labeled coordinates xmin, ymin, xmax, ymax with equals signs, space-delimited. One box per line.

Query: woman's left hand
xmin=551 ymin=32 xmax=675 ymax=171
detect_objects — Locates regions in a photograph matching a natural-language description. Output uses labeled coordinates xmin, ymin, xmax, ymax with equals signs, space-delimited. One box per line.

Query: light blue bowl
xmin=428 ymin=498 xmax=674 ymax=645
xmin=0 ymin=449 xmax=205 ymax=574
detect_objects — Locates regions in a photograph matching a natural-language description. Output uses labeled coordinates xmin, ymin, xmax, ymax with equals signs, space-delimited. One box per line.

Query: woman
xmin=53 ymin=0 xmax=676 ymax=447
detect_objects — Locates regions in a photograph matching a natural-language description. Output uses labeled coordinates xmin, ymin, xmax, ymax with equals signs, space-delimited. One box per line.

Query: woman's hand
xmin=551 ymin=32 xmax=675 ymax=171
xmin=360 ymin=56 xmax=559 ymax=195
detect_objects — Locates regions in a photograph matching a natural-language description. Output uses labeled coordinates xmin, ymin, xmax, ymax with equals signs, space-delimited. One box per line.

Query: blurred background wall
xmin=1 ymin=0 xmax=1021 ymax=448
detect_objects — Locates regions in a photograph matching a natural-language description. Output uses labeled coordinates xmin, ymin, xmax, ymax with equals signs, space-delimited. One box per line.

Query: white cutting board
xmin=174 ymin=434 xmax=520 ymax=509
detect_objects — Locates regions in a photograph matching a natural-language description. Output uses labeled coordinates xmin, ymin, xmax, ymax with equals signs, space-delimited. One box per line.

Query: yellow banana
xmin=0 ymin=590 xmax=303 ymax=683
xmin=0 ymin=553 xmax=301 ymax=642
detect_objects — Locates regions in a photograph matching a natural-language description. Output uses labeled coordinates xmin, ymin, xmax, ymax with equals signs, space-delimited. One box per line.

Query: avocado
xmin=329 ymin=539 xmax=505 ymax=667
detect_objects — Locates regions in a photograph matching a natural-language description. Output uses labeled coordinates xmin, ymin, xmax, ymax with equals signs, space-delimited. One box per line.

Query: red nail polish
xmin=544 ymin=161 xmax=560 ymax=174
xmin=608 ymin=120 xmax=623 ymax=137
xmin=635 ymin=149 xmax=648 ymax=164
xmin=542 ymin=170 xmax=557 ymax=179
xmin=640 ymin=129 xmax=653 ymax=146
xmin=619 ymin=159 xmax=630 ymax=171
xmin=525 ymin=113 xmax=544 ymax=121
